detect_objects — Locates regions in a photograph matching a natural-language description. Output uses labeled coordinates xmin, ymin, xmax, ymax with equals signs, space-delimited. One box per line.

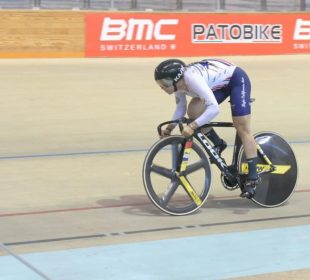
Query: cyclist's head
xmin=154 ymin=59 xmax=186 ymax=90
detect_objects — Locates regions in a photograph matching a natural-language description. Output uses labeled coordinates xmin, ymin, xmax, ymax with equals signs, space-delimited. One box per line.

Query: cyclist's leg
xmin=209 ymin=90 xmax=229 ymax=153
xmin=187 ymin=97 xmax=206 ymax=120
xmin=187 ymin=97 xmax=226 ymax=154
xmin=229 ymin=67 xmax=258 ymax=197
xmin=233 ymin=115 xmax=257 ymax=173
xmin=233 ymin=118 xmax=259 ymax=198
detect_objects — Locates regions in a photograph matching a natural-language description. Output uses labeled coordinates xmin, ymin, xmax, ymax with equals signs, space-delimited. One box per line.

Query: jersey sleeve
xmin=184 ymin=67 xmax=220 ymax=127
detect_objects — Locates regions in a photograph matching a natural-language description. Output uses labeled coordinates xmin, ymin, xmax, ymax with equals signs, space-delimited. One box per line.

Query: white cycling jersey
xmin=172 ymin=58 xmax=236 ymax=127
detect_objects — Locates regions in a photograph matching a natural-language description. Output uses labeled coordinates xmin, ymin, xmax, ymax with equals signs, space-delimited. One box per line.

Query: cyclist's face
xmin=156 ymin=79 xmax=175 ymax=95
xmin=159 ymin=85 xmax=175 ymax=95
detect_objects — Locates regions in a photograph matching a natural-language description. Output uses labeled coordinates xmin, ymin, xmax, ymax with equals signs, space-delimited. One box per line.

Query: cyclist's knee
xmin=187 ymin=98 xmax=206 ymax=119
xmin=236 ymin=126 xmax=252 ymax=139
xmin=233 ymin=115 xmax=251 ymax=133
xmin=234 ymin=123 xmax=252 ymax=140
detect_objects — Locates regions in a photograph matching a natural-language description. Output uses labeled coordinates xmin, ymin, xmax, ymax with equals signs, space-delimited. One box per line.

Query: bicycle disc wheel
xmin=143 ymin=136 xmax=212 ymax=215
xmin=238 ymin=132 xmax=298 ymax=207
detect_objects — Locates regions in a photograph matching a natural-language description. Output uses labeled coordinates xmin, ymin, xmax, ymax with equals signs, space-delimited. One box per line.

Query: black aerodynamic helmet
xmin=154 ymin=59 xmax=186 ymax=88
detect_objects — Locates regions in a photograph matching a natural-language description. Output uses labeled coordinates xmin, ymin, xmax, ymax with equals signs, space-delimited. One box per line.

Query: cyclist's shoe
xmin=240 ymin=177 xmax=260 ymax=199
xmin=213 ymin=139 xmax=227 ymax=156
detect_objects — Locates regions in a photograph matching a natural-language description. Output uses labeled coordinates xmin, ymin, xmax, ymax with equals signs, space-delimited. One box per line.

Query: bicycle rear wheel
xmin=238 ymin=132 xmax=298 ymax=207
xmin=143 ymin=136 xmax=212 ymax=215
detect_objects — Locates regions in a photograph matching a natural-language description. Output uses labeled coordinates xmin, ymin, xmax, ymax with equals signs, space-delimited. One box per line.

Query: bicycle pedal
xmin=240 ymin=185 xmax=256 ymax=198
xmin=240 ymin=190 xmax=255 ymax=199
xmin=240 ymin=178 xmax=259 ymax=199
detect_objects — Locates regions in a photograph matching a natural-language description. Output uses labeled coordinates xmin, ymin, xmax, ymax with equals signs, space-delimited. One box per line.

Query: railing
xmin=0 ymin=0 xmax=308 ymax=11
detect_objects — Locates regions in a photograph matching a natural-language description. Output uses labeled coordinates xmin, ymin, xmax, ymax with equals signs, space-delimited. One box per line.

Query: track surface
xmin=0 ymin=55 xmax=309 ymax=279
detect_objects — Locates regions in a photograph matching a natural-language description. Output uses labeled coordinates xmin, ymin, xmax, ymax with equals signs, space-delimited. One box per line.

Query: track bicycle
xmin=142 ymin=117 xmax=298 ymax=215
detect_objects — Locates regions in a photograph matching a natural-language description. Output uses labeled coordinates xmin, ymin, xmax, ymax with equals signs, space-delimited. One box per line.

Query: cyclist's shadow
xmin=95 ymin=194 xmax=168 ymax=216
xmin=202 ymin=194 xmax=261 ymax=214
xmin=96 ymin=194 xmax=260 ymax=217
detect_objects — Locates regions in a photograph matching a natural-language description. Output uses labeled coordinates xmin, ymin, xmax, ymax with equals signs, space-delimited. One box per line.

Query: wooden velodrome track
xmin=0 ymin=55 xmax=309 ymax=279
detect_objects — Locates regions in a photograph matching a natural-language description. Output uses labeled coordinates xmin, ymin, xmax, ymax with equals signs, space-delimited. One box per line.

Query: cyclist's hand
xmin=182 ymin=125 xmax=194 ymax=137
xmin=160 ymin=128 xmax=172 ymax=138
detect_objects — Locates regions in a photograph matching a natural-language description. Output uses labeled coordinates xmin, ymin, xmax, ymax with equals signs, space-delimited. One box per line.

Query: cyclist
xmin=154 ymin=58 xmax=258 ymax=198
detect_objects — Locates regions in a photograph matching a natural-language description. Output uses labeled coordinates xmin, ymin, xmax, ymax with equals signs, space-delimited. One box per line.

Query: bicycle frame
xmin=158 ymin=119 xmax=236 ymax=179
xmin=157 ymin=118 xmax=276 ymax=183
xmin=198 ymin=122 xmax=237 ymax=172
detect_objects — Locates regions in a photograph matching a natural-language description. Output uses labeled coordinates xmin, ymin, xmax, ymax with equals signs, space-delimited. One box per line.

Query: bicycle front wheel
xmin=238 ymin=132 xmax=298 ymax=207
xmin=143 ymin=136 xmax=212 ymax=215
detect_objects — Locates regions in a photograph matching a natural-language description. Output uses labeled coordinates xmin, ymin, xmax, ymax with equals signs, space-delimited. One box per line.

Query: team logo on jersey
xmin=192 ymin=23 xmax=282 ymax=43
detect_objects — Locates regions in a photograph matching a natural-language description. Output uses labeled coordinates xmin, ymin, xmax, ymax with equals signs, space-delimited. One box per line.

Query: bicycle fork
xmin=176 ymin=139 xmax=203 ymax=206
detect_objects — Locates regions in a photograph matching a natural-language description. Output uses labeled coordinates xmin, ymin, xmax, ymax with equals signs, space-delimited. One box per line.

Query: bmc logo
xmin=100 ymin=17 xmax=179 ymax=41
xmin=294 ymin=18 xmax=310 ymax=40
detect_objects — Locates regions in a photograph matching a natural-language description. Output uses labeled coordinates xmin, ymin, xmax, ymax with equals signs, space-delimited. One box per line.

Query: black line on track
xmin=4 ymin=213 xmax=310 ymax=246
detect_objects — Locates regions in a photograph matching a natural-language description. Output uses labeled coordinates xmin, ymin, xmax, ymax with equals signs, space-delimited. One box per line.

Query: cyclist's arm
xmin=184 ymin=68 xmax=219 ymax=127
xmin=172 ymin=91 xmax=187 ymax=121
xmin=165 ymin=92 xmax=187 ymax=132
